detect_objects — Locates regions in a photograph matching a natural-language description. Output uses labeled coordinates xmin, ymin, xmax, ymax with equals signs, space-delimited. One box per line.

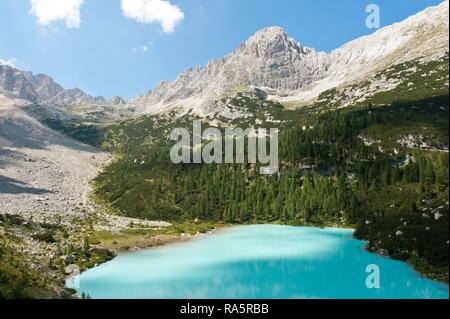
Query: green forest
xmin=90 ymin=94 xmax=449 ymax=282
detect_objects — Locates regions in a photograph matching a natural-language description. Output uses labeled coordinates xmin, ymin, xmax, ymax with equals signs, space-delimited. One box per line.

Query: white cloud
xmin=132 ymin=45 xmax=149 ymax=54
xmin=0 ymin=58 xmax=17 ymax=67
xmin=30 ymin=0 xmax=85 ymax=29
xmin=121 ymin=0 xmax=184 ymax=33
xmin=132 ymin=45 xmax=147 ymax=53
xmin=132 ymin=40 xmax=154 ymax=54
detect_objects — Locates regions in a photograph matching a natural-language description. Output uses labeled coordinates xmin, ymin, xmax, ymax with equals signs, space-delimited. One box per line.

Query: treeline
xmin=98 ymin=149 xmax=448 ymax=225
xmin=280 ymin=95 xmax=448 ymax=164
xmin=94 ymin=95 xmax=449 ymax=224
xmin=174 ymin=165 xmax=359 ymax=225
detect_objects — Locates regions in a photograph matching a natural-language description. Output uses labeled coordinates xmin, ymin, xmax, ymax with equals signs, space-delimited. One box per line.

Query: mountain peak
xmin=246 ymin=26 xmax=289 ymax=45
xmin=241 ymin=26 xmax=307 ymax=57
xmin=125 ymin=1 xmax=449 ymax=117
xmin=254 ymin=26 xmax=286 ymax=36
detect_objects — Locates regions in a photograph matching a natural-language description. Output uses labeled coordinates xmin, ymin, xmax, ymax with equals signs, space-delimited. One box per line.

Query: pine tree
xmin=82 ymin=237 xmax=89 ymax=256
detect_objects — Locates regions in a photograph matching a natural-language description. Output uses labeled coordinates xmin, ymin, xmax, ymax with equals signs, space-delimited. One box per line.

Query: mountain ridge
xmin=128 ymin=0 xmax=449 ymax=117
xmin=0 ymin=64 xmax=126 ymax=107
xmin=1 ymin=1 xmax=448 ymax=120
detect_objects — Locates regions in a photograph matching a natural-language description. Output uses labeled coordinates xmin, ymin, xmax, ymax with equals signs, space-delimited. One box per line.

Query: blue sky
xmin=0 ymin=0 xmax=444 ymax=99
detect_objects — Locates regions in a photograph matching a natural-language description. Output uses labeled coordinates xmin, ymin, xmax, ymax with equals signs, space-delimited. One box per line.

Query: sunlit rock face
xmin=128 ymin=1 xmax=449 ymax=117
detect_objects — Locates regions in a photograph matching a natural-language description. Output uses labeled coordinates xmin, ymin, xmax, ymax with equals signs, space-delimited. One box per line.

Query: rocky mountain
xmin=0 ymin=65 xmax=37 ymax=102
xmin=23 ymin=72 xmax=65 ymax=102
xmin=128 ymin=0 xmax=449 ymax=117
xmin=0 ymin=64 xmax=125 ymax=107
xmin=1 ymin=1 xmax=447 ymax=121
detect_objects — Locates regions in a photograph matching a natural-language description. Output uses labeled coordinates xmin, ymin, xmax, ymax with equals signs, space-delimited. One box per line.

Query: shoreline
xmin=115 ymin=225 xmax=229 ymax=255
xmin=82 ymin=222 xmax=449 ymax=288
xmin=69 ymin=223 xmax=448 ymax=299
xmin=108 ymin=223 xmax=353 ymax=255
xmin=93 ymin=221 xmax=232 ymax=256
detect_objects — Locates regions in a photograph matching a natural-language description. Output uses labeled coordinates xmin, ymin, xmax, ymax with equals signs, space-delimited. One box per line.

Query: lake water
xmin=68 ymin=225 xmax=449 ymax=299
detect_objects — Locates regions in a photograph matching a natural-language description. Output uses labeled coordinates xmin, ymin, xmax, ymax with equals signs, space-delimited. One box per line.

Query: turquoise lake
xmin=68 ymin=225 xmax=449 ymax=299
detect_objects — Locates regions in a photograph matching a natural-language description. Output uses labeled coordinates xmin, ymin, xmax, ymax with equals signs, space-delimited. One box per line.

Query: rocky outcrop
xmin=23 ymin=72 xmax=65 ymax=102
xmin=108 ymin=96 xmax=126 ymax=105
xmin=0 ymin=65 xmax=38 ymax=102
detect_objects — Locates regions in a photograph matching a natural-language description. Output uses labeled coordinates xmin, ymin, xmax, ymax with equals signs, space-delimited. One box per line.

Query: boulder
xmin=63 ymin=255 xmax=75 ymax=265
xmin=64 ymin=264 xmax=79 ymax=275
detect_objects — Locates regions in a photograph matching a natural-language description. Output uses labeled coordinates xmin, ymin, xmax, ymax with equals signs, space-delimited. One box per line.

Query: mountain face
xmin=23 ymin=72 xmax=65 ymax=102
xmin=128 ymin=0 xmax=449 ymax=117
xmin=0 ymin=1 xmax=447 ymax=120
xmin=0 ymin=64 xmax=125 ymax=107
xmin=0 ymin=65 xmax=38 ymax=102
